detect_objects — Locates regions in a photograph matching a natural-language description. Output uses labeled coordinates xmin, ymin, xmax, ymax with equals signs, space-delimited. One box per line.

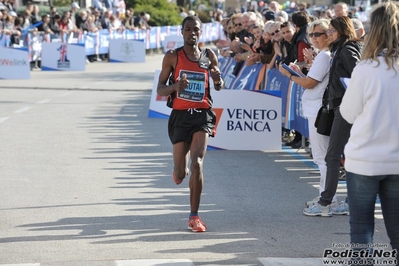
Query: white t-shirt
xmin=301 ymin=50 xmax=331 ymax=118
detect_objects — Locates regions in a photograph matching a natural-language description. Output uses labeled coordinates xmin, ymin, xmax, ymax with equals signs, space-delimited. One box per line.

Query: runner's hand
xmin=177 ymin=74 xmax=189 ymax=91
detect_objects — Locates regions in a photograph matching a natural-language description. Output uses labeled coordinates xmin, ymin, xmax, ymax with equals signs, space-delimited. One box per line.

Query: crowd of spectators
xmin=0 ymin=0 xmax=151 ymax=62
xmin=214 ymin=1 xmax=367 ymax=217
xmin=214 ymin=1 xmax=365 ymax=146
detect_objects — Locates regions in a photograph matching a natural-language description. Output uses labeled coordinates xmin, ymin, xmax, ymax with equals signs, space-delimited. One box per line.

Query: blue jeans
xmin=347 ymin=172 xmax=399 ymax=265
xmin=319 ymin=107 xmax=352 ymax=206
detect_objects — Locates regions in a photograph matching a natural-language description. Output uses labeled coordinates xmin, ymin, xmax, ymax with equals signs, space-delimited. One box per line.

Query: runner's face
xmin=182 ymin=19 xmax=202 ymax=46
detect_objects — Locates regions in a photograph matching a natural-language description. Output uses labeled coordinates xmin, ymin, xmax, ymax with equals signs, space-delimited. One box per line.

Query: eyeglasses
xmin=309 ymin=32 xmax=326 ymax=38
xmin=235 ymin=23 xmax=242 ymax=26
xmin=270 ymin=29 xmax=280 ymax=36
xmin=327 ymin=28 xmax=337 ymax=35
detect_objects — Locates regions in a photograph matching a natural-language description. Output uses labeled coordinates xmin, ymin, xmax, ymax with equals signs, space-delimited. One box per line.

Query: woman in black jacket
xmin=304 ymin=16 xmax=362 ymax=217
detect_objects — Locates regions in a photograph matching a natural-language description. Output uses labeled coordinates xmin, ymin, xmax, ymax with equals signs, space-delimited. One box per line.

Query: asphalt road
xmin=0 ymin=56 xmax=392 ymax=266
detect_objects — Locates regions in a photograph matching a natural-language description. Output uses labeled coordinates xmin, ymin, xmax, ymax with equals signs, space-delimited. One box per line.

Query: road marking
xmin=0 ymin=117 xmax=10 ymax=123
xmin=14 ymin=107 xmax=32 ymax=113
xmin=36 ymin=99 xmax=51 ymax=104
xmin=0 ymin=263 xmax=40 ymax=266
xmin=115 ymin=259 xmax=194 ymax=266
xmin=275 ymin=159 xmax=314 ymax=162
xmin=286 ymin=167 xmax=316 ymax=171
xmin=259 ymin=258 xmax=323 ymax=265
xmin=59 ymin=92 xmax=72 ymax=97
xmin=300 ymin=176 xmax=321 ymax=179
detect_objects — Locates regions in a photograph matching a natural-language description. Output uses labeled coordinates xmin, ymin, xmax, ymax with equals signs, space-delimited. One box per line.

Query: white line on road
xmin=115 ymin=259 xmax=194 ymax=266
xmin=259 ymin=257 xmax=323 ymax=265
xmin=0 ymin=117 xmax=10 ymax=123
xmin=275 ymin=159 xmax=314 ymax=162
xmin=286 ymin=167 xmax=316 ymax=171
xmin=36 ymin=99 xmax=51 ymax=104
xmin=14 ymin=107 xmax=32 ymax=113
xmin=0 ymin=263 xmax=40 ymax=266
xmin=59 ymin=92 xmax=72 ymax=97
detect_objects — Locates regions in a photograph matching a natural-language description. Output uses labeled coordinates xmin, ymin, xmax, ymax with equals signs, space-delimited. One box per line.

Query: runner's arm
xmin=208 ymin=49 xmax=224 ymax=90
xmin=157 ymin=50 xmax=180 ymax=96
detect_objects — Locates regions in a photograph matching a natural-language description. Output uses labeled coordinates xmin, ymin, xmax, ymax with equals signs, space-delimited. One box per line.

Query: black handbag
xmin=315 ymin=105 xmax=334 ymax=136
xmin=314 ymin=88 xmax=334 ymax=136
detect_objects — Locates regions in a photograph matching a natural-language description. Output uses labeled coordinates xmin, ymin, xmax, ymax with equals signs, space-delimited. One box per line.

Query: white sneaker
xmin=305 ymin=196 xmax=320 ymax=207
xmin=332 ymin=201 xmax=349 ymax=215
xmin=303 ymin=203 xmax=332 ymax=217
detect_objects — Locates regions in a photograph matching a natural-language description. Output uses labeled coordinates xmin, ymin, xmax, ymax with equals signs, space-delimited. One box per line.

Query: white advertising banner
xmin=109 ymin=39 xmax=145 ymax=63
xmin=41 ymin=43 xmax=86 ymax=71
xmin=162 ymin=36 xmax=184 ymax=53
xmin=148 ymin=71 xmax=282 ymax=151
xmin=0 ymin=46 xmax=30 ymax=79
xmin=148 ymin=70 xmax=172 ymax=118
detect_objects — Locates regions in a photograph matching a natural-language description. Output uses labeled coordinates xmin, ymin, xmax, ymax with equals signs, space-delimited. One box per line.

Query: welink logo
xmin=57 ymin=45 xmax=70 ymax=68
xmin=0 ymin=58 xmax=27 ymax=66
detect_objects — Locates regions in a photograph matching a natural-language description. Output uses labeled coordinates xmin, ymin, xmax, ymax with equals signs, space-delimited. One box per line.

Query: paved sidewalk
xmin=0 ymin=55 xmax=165 ymax=91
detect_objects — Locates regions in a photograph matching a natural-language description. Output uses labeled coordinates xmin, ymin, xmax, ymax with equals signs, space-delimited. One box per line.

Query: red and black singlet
xmin=167 ymin=47 xmax=213 ymax=110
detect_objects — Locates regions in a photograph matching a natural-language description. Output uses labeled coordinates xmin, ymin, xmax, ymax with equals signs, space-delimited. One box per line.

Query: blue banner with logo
xmin=265 ymin=68 xmax=291 ymax=120
xmin=288 ymin=83 xmax=309 ymax=138
xmin=230 ymin=63 xmax=263 ymax=90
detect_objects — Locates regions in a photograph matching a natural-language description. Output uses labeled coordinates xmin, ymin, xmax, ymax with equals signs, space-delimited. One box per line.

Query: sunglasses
xmin=235 ymin=23 xmax=242 ymax=26
xmin=270 ymin=29 xmax=280 ymax=36
xmin=309 ymin=32 xmax=326 ymax=38
xmin=327 ymin=28 xmax=337 ymax=35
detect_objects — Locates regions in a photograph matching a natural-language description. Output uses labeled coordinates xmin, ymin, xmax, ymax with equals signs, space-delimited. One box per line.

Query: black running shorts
xmin=168 ymin=108 xmax=216 ymax=144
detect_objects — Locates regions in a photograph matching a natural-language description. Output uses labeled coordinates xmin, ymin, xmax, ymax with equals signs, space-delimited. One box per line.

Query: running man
xmin=157 ymin=15 xmax=224 ymax=232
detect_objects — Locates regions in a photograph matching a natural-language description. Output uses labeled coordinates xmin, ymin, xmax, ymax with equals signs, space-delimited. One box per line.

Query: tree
xmin=126 ymin=0 xmax=183 ymax=26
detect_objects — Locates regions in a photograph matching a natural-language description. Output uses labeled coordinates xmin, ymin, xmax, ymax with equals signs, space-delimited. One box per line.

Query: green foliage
xmin=52 ymin=0 xmax=71 ymax=7
xmin=127 ymin=0 xmax=183 ymax=26
xmin=196 ymin=10 xmax=211 ymax=23
xmin=16 ymin=4 xmax=71 ymax=16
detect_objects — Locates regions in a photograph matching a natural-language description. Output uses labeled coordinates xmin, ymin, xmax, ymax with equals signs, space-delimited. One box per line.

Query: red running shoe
xmin=188 ymin=216 xmax=207 ymax=232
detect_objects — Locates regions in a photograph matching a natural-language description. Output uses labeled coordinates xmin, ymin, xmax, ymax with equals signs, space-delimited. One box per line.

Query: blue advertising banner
xmin=288 ymin=83 xmax=309 ymax=138
xmin=230 ymin=63 xmax=263 ymax=90
xmin=265 ymin=68 xmax=291 ymax=120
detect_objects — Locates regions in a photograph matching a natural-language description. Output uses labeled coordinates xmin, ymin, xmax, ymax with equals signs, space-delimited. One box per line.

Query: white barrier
xmin=0 ymin=46 xmax=30 ymax=79
xmin=41 ymin=43 xmax=86 ymax=71
xmin=109 ymin=39 xmax=146 ymax=63
xmin=162 ymin=36 xmax=184 ymax=54
xmin=148 ymin=71 xmax=282 ymax=151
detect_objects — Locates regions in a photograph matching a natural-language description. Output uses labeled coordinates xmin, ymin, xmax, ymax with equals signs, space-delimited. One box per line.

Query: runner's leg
xmin=189 ymin=131 xmax=209 ymax=214
xmin=173 ymin=142 xmax=190 ymax=182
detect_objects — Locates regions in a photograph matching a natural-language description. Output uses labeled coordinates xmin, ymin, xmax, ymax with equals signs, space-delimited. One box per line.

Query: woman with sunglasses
xmin=304 ymin=16 xmax=362 ymax=217
xmin=340 ymin=2 xmax=399 ymax=262
xmin=278 ymin=19 xmax=335 ymax=211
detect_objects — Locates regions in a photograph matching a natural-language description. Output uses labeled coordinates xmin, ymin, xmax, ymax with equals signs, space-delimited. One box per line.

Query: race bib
xmin=177 ymin=70 xmax=206 ymax=102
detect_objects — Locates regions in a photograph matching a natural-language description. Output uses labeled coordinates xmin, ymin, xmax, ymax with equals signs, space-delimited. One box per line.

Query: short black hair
xmin=291 ymin=11 xmax=310 ymax=27
xmin=182 ymin=15 xmax=202 ymax=28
